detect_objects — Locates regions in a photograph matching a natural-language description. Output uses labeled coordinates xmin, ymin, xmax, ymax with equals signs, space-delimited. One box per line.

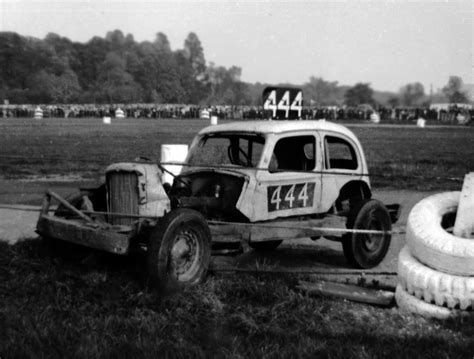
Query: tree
xmin=96 ymin=52 xmax=142 ymax=103
xmin=387 ymin=96 xmax=400 ymax=107
xmin=303 ymin=76 xmax=343 ymax=105
xmin=183 ymin=32 xmax=206 ymax=80
xmin=154 ymin=32 xmax=171 ymax=53
xmin=203 ymin=63 xmax=248 ymax=105
xmin=344 ymin=83 xmax=374 ymax=106
xmin=399 ymin=82 xmax=425 ymax=107
xmin=442 ymin=76 xmax=468 ymax=103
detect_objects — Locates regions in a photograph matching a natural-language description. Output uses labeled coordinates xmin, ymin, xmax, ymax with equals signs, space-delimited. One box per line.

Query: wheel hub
xmin=170 ymin=230 xmax=198 ymax=277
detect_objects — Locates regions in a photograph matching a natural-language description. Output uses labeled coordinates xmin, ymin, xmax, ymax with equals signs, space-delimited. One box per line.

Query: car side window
xmin=269 ymin=135 xmax=316 ymax=172
xmin=324 ymin=136 xmax=358 ymax=170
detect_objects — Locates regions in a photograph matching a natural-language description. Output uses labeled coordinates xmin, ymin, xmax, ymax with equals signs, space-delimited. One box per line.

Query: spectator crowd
xmin=0 ymin=103 xmax=472 ymax=124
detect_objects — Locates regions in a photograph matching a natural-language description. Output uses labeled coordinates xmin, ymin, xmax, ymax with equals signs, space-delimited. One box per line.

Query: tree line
xmin=0 ymin=30 xmax=470 ymax=107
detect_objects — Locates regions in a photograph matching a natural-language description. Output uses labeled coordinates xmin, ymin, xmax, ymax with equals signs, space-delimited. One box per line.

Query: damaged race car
xmin=37 ymin=88 xmax=400 ymax=289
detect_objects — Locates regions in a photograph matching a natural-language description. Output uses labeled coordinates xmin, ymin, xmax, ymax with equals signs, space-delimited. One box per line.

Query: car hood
xmin=180 ymin=165 xmax=257 ymax=180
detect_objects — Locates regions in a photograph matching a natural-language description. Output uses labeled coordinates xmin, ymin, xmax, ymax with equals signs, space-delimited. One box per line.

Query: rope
xmin=0 ymin=204 xmax=406 ymax=236
xmin=209 ymin=267 xmax=398 ymax=276
xmin=208 ymin=219 xmax=406 ymax=235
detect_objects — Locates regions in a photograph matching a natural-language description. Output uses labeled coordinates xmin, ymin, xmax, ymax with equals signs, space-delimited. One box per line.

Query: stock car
xmin=37 ymin=88 xmax=400 ymax=289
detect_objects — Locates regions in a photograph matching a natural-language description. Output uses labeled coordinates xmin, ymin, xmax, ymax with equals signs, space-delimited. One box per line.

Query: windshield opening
xmin=187 ymin=133 xmax=265 ymax=168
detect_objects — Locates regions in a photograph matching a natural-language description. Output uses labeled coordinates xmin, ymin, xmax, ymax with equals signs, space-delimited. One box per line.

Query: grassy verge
xmin=1 ymin=239 xmax=473 ymax=358
xmin=1 ymin=118 xmax=473 ymax=192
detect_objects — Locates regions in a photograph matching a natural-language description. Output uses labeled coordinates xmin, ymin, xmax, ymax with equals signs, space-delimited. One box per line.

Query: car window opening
xmin=270 ymin=135 xmax=316 ymax=172
xmin=187 ymin=133 xmax=265 ymax=168
xmin=324 ymin=136 xmax=358 ymax=170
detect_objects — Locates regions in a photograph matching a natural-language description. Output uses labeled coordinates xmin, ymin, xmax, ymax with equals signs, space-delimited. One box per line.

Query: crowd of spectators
xmin=0 ymin=103 xmax=472 ymax=124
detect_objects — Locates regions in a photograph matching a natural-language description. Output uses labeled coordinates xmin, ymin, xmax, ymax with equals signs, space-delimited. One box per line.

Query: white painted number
xmin=297 ymin=182 xmax=309 ymax=207
xmin=284 ymin=184 xmax=296 ymax=208
xmin=263 ymin=90 xmax=277 ymax=118
xmin=277 ymin=91 xmax=291 ymax=118
xmin=290 ymin=91 xmax=303 ymax=118
xmin=270 ymin=185 xmax=282 ymax=210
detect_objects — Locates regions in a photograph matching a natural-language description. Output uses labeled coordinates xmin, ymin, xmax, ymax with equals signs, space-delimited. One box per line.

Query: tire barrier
xmin=398 ymin=246 xmax=473 ymax=310
xmin=397 ymin=190 xmax=474 ymax=318
xmin=406 ymin=191 xmax=474 ymax=276
xmin=395 ymin=284 xmax=469 ymax=320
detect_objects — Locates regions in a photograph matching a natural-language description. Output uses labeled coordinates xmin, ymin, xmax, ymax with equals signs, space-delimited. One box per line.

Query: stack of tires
xmin=396 ymin=192 xmax=474 ymax=319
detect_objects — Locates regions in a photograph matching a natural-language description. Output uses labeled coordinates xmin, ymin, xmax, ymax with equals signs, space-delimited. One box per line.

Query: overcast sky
xmin=0 ymin=0 xmax=472 ymax=92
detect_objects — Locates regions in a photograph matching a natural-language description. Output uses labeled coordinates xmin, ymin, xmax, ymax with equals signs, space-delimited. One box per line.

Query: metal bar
xmin=47 ymin=190 xmax=96 ymax=224
xmin=40 ymin=191 xmax=51 ymax=215
xmin=208 ymin=219 xmax=406 ymax=236
xmin=210 ymin=267 xmax=397 ymax=275
xmin=0 ymin=202 xmax=406 ymax=236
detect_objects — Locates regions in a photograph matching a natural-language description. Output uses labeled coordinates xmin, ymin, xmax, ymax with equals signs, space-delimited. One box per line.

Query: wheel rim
xmin=170 ymin=228 xmax=200 ymax=282
xmin=361 ymin=213 xmax=384 ymax=256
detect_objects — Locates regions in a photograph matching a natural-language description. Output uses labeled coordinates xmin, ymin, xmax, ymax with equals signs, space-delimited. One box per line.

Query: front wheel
xmin=147 ymin=208 xmax=211 ymax=290
xmin=342 ymin=199 xmax=392 ymax=269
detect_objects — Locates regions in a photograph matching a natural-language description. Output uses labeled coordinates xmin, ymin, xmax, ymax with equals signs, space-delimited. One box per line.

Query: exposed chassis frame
xmin=37 ymin=190 xmax=354 ymax=255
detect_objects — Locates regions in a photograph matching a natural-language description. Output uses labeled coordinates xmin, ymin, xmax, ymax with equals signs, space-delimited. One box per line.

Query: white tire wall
xmin=406 ymin=191 xmax=474 ymax=276
xmin=398 ymin=246 xmax=473 ymax=310
xmin=395 ymin=284 xmax=469 ymax=320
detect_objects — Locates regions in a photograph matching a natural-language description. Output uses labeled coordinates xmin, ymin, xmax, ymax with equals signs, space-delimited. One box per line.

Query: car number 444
xmin=267 ymin=183 xmax=315 ymax=212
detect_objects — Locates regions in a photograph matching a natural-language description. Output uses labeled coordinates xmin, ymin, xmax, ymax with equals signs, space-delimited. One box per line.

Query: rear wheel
xmin=147 ymin=208 xmax=211 ymax=290
xmin=342 ymin=199 xmax=391 ymax=268
xmin=249 ymin=240 xmax=283 ymax=251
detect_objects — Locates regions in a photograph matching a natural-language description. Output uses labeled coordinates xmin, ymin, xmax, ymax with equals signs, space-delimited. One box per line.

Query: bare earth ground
xmin=0 ymin=177 xmax=435 ymax=287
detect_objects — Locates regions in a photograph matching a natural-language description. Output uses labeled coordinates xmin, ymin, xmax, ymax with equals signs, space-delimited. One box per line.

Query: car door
xmin=244 ymin=132 xmax=323 ymax=221
xmin=320 ymin=132 xmax=364 ymax=212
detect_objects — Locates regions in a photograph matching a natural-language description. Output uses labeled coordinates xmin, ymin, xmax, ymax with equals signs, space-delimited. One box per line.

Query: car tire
xmin=342 ymin=199 xmax=392 ymax=269
xmin=147 ymin=208 xmax=211 ymax=291
xmin=398 ymin=246 xmax=473 ymax=310
xmin=406 ymin=191 xmax=474 ymax=276
xmin=249 ymin=240 xmax=283 ymax=251
xmin=395 ymin=284 xmax=469 ymax=320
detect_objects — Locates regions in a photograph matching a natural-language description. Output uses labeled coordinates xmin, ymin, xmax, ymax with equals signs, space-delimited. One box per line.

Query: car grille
xmin=107 ymin=171 xmax=139 ymax=226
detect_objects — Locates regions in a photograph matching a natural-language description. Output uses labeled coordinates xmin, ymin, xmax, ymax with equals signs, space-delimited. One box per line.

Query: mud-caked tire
xmin=342 ymin=199 xmax=392 ymax=269
xmin=147 ymin=208 xmax=211 ymax=291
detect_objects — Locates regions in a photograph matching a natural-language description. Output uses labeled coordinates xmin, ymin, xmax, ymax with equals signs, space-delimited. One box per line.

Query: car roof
xmin=199 ymin=120 xmax=358 ymax=140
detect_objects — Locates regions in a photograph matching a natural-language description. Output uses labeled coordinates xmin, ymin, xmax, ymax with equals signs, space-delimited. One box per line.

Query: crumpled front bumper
xmin=36 ymin=190 xmax=131 ymax=255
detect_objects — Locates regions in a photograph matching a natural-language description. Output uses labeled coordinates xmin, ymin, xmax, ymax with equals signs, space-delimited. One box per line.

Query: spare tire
xmin=406 ymin=191 xmax=474 ymax=276
xmin=398 ymin=246 xmax=473 ymax=310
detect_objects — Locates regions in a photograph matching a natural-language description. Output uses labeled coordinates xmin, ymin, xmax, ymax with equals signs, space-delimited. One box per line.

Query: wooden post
xmin=453 ymin=173 xmax=474 ymax=239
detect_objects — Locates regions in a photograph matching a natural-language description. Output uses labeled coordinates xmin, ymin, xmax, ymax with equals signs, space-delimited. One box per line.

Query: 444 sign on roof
xmin=262 ymin=87 xmax=303 ymax=120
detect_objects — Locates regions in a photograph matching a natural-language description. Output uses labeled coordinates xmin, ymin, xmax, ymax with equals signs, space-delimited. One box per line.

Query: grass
xmin=1 ymin=118 xmax=474 ymax=357
xmin=1 ymin=118 xmax=473 ymax=195
xmin=1 ymin=239 xmax=473 ymax=358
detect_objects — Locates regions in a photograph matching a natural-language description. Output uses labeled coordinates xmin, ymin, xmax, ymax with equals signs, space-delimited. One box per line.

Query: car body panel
xmin=183 ymin=120 xmax=371 ymax=222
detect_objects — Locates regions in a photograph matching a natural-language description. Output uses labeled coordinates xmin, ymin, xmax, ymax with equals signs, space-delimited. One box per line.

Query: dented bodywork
xmin=37 ymin=120 xmax=399 ymax=260
xmin=106 ymin=162 xmax=170 ymax=219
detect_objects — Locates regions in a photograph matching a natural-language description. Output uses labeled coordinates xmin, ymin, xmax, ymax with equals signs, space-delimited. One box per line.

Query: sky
xmin=0 ymin=0 xmax=472 ymax=93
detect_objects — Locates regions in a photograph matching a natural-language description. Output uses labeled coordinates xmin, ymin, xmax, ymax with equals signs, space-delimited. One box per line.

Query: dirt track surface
xmin=0 ymin=187 xmax=435 ymax=287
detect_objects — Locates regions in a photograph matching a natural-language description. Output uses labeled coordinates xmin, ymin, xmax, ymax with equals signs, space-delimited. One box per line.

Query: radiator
xmin=107 ymin=171 xmax=139 ymax=226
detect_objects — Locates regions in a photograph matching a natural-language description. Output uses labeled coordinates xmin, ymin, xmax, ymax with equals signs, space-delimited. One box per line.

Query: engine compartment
xmin=169 ymin=171 xmax=247 ymax=221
